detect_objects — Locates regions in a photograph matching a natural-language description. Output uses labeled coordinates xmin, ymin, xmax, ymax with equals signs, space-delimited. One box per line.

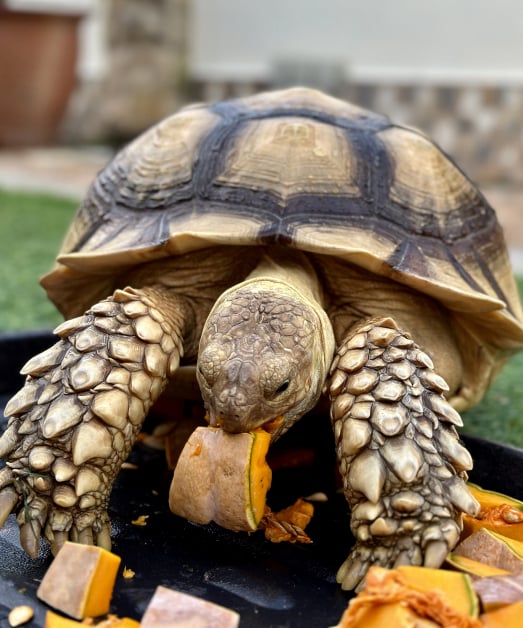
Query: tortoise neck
xmin=245 ymin=249 xmax=324 ymax=307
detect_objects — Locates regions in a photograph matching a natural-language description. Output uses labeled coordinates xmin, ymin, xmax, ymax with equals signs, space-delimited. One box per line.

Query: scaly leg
xmin=0 ymin=286 xmax=188 ymax=556
xmin=328 ymin=317 xmax=480 ymax=590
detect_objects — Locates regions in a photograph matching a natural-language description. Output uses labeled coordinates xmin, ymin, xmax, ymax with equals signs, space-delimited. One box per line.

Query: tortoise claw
xmin=95 ymin=521 xmax=112 ymax=551
xmin=337 ymin=554 xmax=369 ymax=591
xmin=49 ymin=529 xmax=68 ymax=556
xmin=20 ymin=520 xmax=42 ymax=559
xmin=0 ymin=486 xmax=19 ymax=527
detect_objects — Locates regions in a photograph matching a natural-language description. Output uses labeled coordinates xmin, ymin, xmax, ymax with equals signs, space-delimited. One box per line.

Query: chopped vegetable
xmin=445 ymin=553 xmax=510 ymax=578
xmin=45 ymin=611 xmax=139 ymax=627
xmin=463 ymin=484 xmax=523 ymax=542
xmin=473 ymin=574 xmax=523 ymax=611
xmin=169 ymin=426 xmax=272 ymax=531
xmin=454 ymin=529 xmax=523 ymax=574
xmin=480 ymin=600 xmax=523 ymax=626
xmin=336 ymin=566 xmax=480 ymax=627
xmin=261 ymin=498 xmax=314 ymax=543
xmin=336 ymin=600 xmax=438 ymax=627
xmin=37 ymin=542 xmax=121 ymax=620
xmin=140 ymin=585 xmax=240 ymax=627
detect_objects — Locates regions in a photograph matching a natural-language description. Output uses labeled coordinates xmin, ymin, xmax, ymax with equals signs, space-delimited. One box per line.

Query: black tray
xmin=1 ymin=331 xmax=523 ymax=628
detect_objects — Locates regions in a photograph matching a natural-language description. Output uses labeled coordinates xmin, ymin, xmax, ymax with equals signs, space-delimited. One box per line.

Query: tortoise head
xmin=197 ymin=278 xmax=335 ymax=440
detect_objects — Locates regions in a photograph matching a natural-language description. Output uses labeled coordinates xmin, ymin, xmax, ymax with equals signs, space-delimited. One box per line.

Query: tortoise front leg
xmin=328 ymin=317 xmax=480 ymax=590
xmin=0 ymin=286 xmax=188 ymax=557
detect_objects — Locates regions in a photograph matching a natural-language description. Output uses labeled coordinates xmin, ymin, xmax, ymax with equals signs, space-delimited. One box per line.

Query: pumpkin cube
xmin=37 ymin=542 xmax=121 ymax=619
xmin=141 ymin=586 xmax=240 ymax=627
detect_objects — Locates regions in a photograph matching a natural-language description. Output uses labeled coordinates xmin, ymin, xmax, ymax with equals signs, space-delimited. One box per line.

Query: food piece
xmin=473 ymin=574 xmax=523 ymax=610
xmin=454 ymin=528 xmax=523 ymax=574
xmin=37 ymin=541 xmax=121 ymax=620
xmin=336 ymin=600 xmax=440 ymax=627
xmin=445 ymin=553 xmax=510 ymax=578
xmin=463 ymin=484 xmax=523 ymax=542
xmin=131 ymin=514 xmax=149 ymax=526
xmin=397 ymin=565 xmax=479 ymax=618
xmin=45 ymin=611 xmax=140 ymax=627
xmin=44 ymin=612 xmax=84 ymax=627
xmin=261 ymin=498 xmax=314 ymax=543
xmin=95 ymin=617 xmax=140 ymax=627
xmin=467 ymin=484 xmax=523 ymax=510
xmin=169 ymin=426 xmax=272 ymax=531
xmin=140 ymin=585 xmax=240 ymax=627
xmin=480 ymin=600 xmax=523 ymax=627
xmin=336 ymin=566 xmax=480 ymax=627
xmin=8 ymin=605 xmax=34 ymax=627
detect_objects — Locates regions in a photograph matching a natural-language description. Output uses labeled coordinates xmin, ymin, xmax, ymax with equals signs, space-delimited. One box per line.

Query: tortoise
xmin=1 ymin=87 xmax=523 ymax=590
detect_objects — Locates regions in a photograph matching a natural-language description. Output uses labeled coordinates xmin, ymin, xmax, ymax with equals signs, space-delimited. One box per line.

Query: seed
xmin=8 ymin=605 xmax=34 ymax=627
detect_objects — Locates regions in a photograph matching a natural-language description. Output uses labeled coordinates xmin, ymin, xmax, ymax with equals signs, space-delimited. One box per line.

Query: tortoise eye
xmin=274 ymin=380 xmax=290 ymax=395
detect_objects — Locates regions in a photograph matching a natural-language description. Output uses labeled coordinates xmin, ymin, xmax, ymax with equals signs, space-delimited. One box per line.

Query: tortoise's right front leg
xmin=0 ymin=286 xmax=188 ymax=557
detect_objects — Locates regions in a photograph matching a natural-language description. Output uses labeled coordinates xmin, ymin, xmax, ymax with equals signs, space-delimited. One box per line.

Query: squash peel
xmin=260 ymin=498 xmax=314 ymax=543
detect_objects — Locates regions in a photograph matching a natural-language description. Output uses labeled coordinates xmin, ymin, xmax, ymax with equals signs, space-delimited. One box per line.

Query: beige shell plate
xmin=42 ymin=87 xmax=523 ymax=347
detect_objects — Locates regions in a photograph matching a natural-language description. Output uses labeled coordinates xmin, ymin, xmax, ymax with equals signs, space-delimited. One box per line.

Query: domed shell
xmin=42 ymin=87 xmax=523 ymax=351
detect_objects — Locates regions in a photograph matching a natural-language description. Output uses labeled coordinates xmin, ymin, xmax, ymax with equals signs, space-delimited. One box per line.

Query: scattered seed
xmin=8 ymin=605 xmax=34 ymax=627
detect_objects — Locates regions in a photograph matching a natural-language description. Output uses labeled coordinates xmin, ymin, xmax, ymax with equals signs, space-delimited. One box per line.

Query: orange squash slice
xmin=169 ymin=426 xmax=272 ymax=531
xmin=463 ymin=484 xmax=523 ymax=542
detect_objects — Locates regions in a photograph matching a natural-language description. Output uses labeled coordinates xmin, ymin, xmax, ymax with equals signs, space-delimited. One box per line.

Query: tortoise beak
xmin=204 ymin=403 xmax=285 ymax=439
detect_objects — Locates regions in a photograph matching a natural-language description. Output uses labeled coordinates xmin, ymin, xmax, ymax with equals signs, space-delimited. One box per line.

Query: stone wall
xmin=65 ymin=0 xmax=523 ymax=187
xmin=66 ymin=0 xmax=189 ymax=141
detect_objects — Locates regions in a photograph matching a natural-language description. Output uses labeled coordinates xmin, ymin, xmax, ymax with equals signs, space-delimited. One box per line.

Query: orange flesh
xmin=339 ymin=566 xmax=480 ymax=627
xmin=463 ymin=484 xmax=523 ymax=542
xmin=480 ymin=600 xmax=523 ymax=626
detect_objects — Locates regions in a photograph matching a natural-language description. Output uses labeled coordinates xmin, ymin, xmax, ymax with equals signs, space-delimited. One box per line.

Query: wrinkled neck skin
xmin=197 ymin=251 xmax=335 ymax=440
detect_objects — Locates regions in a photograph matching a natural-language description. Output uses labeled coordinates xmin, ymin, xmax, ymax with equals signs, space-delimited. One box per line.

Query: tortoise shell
xmin=42 ymin=87 xmax=523 ymax=351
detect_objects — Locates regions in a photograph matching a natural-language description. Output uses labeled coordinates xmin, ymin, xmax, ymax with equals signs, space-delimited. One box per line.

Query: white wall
xmin=190 ymin=0 xmax=523 ymax=85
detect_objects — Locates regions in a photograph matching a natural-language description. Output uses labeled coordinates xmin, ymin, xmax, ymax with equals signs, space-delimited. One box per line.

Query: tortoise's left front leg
xmin=328 ymin=317 xmax=480 ymax=590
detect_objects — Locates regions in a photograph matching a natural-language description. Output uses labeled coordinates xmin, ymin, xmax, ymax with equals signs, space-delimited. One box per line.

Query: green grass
xmin=464 ymin=351 xmax=523 ymax=448
xmin=0 ymin=188 xmax=77 ymax=331
xmin=0 ymin=188 xmax=522 ymax=448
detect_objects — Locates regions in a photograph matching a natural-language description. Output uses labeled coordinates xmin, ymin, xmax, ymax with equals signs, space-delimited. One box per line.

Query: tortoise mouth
xmin=205 ymin=412 xmax=284 ymax=436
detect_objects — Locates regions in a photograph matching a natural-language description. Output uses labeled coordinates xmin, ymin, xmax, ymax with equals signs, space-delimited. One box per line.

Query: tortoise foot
xmin=329 ymin=317 xmax=480 ymax=590
xmin=0 ymin=286 xmax=184 ymax=556
xmin=336 ymin=510 xmax=463 ymax=590
xmin=0 ymin=464 xmax=113 ymax=557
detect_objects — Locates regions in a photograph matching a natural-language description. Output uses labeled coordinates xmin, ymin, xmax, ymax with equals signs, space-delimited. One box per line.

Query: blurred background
xmin=1 ymin=0 xmax=523 ymax=443
xmin=1 ymin=0 xmax=523 ymax=179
